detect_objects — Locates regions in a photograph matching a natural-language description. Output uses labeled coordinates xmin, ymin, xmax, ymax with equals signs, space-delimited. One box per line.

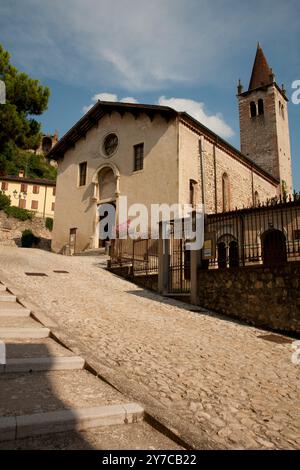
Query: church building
xmin=48 ymin=45 xmax=293 ymax=254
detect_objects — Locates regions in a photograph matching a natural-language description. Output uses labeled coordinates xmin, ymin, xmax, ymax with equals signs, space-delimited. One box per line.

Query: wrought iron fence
xmin=205 ymin=194 xmax=300 ymax=269
xmin=110 ymin=238 xmax=159 ymax=275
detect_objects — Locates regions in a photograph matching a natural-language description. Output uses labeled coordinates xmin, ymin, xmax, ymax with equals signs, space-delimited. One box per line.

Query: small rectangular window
xmin=31 ymin=200 xmax=38 ymax=210
xmin=20 ymin=183 xmax=28 ymax=193
xmin=33 ymin=185 xmax=40 ymax=194
xmin=51 ymin=202 xmax=55 ymax=212
xmin=53 ymin=186 xmax=56 ymax=196
xmin=134 ymin=143 xmax=144 ymax=172
xmin=1 ymin=181 xmax=8 ymax=191
xmin=79 ymin=162 xmax=87 ymax=186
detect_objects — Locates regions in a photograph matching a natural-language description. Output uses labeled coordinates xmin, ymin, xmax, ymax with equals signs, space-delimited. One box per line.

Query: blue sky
xmin=0 ymin=0 xmax=299 ymax=189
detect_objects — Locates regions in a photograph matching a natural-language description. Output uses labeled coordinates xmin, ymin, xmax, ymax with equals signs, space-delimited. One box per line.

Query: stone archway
xmin=91 ymin=163 xmax=120 ymax=249
xmin=217 ymin=233 xmax=239 ymax=268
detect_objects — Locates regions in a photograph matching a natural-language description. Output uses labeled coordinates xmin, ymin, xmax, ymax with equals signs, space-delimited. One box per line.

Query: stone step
xmin=0 ymin=422 xmax=182 ymax=450
xmin=0 ymin=294 xmax=17 ymax=303
xmin=0 ymin=302 xmax=30 ymax=317
xmin=1 ymin=356 xmax=85 ymax=373
xmin=4 ymin=338 xmax=76 ymax=360
xmin=0 ymin=369 xmax=130 ymax=419
xmin=0 ymin=403 xmax=144 ymax=442
xmin=0 ymin=328 xmax=50 ymax=339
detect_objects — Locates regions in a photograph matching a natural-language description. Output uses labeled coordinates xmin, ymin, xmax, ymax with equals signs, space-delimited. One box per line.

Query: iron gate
xmin=168 ymin=224 xmax=191 ymax=294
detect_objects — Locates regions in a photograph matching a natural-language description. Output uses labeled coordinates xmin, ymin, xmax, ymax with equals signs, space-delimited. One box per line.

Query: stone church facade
xmin=48 ymin=45 xmax=293 ymax=254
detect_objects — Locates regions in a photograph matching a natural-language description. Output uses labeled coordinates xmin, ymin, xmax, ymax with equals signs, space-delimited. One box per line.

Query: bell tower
xmin=237 ymin=44 xmax=293 ymax=195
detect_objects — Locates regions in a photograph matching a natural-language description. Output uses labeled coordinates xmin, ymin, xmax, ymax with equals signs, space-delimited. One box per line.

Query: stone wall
xmin=0 ymin=210 xmax=52 ymax=250
xmin=107 ymin=264 xmax=158 ymax=292
xmin=198 ymin=262 xmax=300 ymax=334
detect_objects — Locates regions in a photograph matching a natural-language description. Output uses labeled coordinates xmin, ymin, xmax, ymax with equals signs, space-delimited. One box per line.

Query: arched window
xmin=189 ymin=179 xmax=197 ymax=207
xmin=250 ymin=101 xmax=257 ymax=118
xmin=222 ymin=173 xmax=230 ymax=212
xmin=258 ymin=99 xmax=264 ymax=115
xmin=254 ymin=191 xmax=260 ymax=207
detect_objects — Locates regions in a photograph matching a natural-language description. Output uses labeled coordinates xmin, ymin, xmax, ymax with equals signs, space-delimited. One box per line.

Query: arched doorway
xmin=96 ymin=165 xmax=118 ymax=248
xmin=262 ymin=229 xmax=287 ymax=266
xmin=217 ymin=242 xmax=227 ymax=269
xmin=229 ymin=241 xmax=239 ymax=267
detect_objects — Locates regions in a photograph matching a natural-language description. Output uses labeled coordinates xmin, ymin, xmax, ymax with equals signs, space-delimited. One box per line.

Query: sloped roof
xmin=46 ymin=100 xmax=278 ymax=185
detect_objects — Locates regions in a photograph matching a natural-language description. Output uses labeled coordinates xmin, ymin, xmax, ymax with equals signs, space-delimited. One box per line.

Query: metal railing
xmin=205 ymin=193 xmax=300 ymax=269
xmin=110 ymin=238 xmax=159 ymax=275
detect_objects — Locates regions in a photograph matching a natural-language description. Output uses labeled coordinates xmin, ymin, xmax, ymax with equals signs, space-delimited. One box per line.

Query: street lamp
xmin=13 ymin=189 xmax=27 ymax=205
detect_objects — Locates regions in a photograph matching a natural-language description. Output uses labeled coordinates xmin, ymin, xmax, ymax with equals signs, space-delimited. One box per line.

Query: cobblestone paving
xmin=0 ymin=246 xmax=299 ymax=449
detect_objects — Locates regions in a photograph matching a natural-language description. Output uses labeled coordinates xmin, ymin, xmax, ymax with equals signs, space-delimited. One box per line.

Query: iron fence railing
xmin=205 ymin=194 xmax=300 ymax=269
xmin=110 ymin=238 xmax=159 ymax=275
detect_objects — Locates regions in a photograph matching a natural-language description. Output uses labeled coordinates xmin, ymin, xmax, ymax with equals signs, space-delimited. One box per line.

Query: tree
xmin=0 ymin=44 xmax=54 ymax=178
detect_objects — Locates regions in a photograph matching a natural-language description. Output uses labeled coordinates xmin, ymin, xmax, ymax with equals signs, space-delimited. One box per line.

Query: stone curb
xmin=0 ymin=403 xmax=144 ymax=442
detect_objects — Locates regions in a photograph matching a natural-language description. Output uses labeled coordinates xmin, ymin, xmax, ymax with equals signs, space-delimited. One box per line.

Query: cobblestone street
xmin=0 ymin=246 xmax=299 ymax=449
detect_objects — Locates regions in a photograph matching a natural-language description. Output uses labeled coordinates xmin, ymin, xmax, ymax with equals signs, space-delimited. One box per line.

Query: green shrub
xmin=0 ymin=191 xmax=11 ymax=210
xmin=45 ymin=217 xmax=53 ymax=231
xmin=5 ymin=205 xmax=34 ymax=221
xmin=21 ymin=229 xmax=40 ymax=248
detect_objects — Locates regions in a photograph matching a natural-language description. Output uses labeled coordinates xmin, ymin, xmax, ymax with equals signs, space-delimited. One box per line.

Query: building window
xmin=51 ymin=202 xmax=55 ymax=212
xmin=134 ymin=143 xmax=144 ymax=172
xmin=53 ymin=187 xmax=56 ymax=196
xmin=1 ymin=181 xmax=8 ymax=191
xmin=79 ymin=161 xmax=87 ymax=186
xmin=31 ymin=200 xmax=38 ymax=210
xmin=20 ymin=183 xmax=28 ymax=193
xmin=250 ymin=101 xmax=257 ymax=118
xmin=33 ymin=185 xmax=40 ymax=194
xmin=19 ymin=199 xmax=26 ymax=209
xmin=222 ymin=173 xmax=230 ymax=212
xmin=258 ymin=99 xmax=264 ymax=115
xmin=189 ymin=179 xmax=197 ymax=207
xmin=254 ymin=190 xmax=260 ymax=207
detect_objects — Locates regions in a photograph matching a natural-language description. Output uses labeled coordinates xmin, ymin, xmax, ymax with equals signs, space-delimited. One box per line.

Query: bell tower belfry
xmin=237 ymin=44 xmax=293 ymax=195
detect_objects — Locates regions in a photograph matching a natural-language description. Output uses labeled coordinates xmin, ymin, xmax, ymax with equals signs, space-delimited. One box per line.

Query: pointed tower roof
xmin=248 ymin=44 xmax=273 ymax=91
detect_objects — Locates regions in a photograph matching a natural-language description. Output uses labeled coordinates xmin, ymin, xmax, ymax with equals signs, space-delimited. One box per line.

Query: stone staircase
xmin=0 ymin=282 xmax=181 ymax=450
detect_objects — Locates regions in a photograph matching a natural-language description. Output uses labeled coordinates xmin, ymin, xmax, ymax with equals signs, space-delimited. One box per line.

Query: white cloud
xmin=157 ymin=96 xmax=234 ymax=138
xmin=82 ymin=93 xmax=138 ymax=113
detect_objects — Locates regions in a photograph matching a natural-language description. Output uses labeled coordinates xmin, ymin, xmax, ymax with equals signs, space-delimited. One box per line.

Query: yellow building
xmin=0 ymin=172 xmax=56 ymax=218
